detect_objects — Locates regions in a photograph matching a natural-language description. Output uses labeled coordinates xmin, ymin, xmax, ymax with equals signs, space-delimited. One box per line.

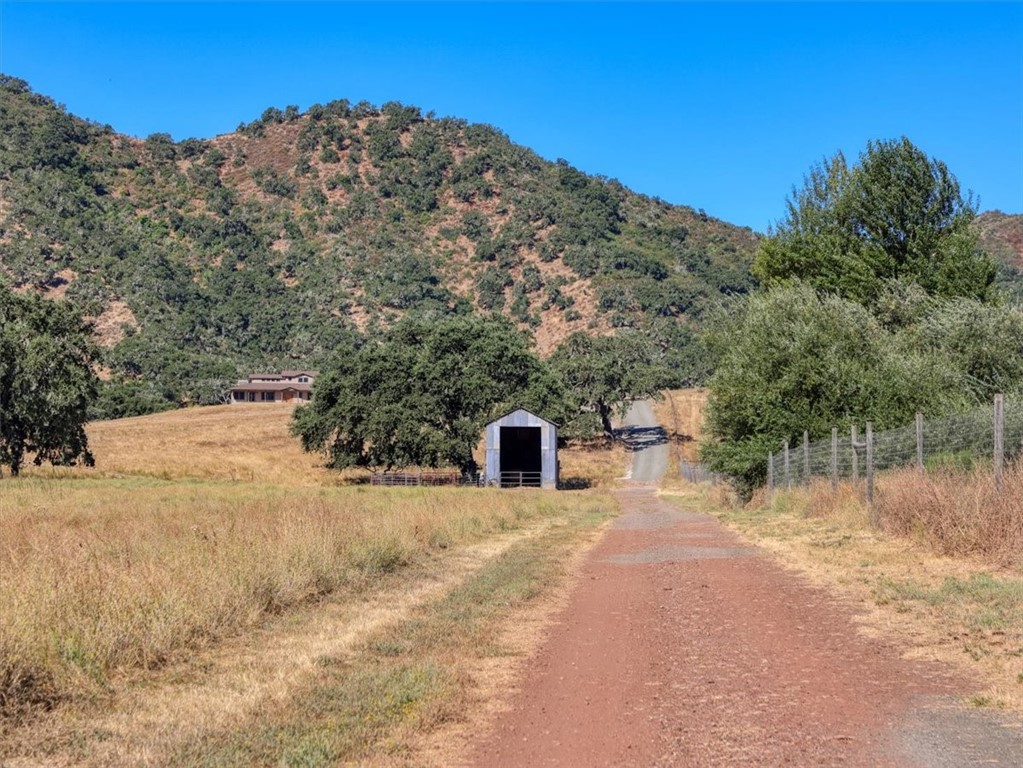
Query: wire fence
xmin=767 ymin=395 xmax=1020 ymax=503
xmin=680 ymin=459 xmax=724 ymax=485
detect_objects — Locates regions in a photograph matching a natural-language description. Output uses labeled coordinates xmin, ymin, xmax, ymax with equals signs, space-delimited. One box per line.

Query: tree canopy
xmin=0 ymin=287 xmax=99 ymax=476
xmin=291 ymin=315 xmax=563 ymax=474
xmin=753 ymin=137 xmax=996 ymax=304
xmin=550 ymin=331 xmax=668 ymax=438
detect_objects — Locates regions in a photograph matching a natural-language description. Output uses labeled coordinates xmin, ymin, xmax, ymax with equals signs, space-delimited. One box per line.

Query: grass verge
xmin=167 ymin=498 xmax=613 ymax=766
xmin=664 ymin=473 xmax=1023 ymax=712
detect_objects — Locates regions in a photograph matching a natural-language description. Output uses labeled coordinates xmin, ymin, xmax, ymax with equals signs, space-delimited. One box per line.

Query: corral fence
xmin=766 ymin=395 xmax=1021 ymax=521
xmin=368 ymin=470 xmax=548 ymax=488
xmin=370 ymin=471 xmax=478 ymax=487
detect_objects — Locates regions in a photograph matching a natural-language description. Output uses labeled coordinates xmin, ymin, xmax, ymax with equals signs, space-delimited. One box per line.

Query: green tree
xmin=291 ymin=315 xmax=562 ymax=474
xmin=550 ymin=331 xmax=667 ymax=439
xmin=0 ymin=287 xmax=99 ymax=476
xmin=699 ymin=284 xmax=969 ymax=494
xmin=754 ymin=137 xmax=996 ymax=303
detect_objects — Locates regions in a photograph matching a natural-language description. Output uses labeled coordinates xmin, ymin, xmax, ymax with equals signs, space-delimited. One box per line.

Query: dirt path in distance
xmin=466 ymin=487 xmax=1023 ymax=767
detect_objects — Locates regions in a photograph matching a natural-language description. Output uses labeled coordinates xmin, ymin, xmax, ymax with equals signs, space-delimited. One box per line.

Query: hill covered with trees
xmin=0 ymin=75 xmax=760 ymax=414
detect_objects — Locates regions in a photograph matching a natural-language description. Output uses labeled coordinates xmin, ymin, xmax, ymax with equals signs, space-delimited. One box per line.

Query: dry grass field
xmin=0 ymin=403 xmax=622 ymax=762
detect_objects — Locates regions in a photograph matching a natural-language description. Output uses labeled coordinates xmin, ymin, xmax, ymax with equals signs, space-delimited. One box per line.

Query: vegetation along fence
xmin=766 ymin=395 xmax=1021 ymax=508
xmin=680 ymin=459 xmax=723 ymax=485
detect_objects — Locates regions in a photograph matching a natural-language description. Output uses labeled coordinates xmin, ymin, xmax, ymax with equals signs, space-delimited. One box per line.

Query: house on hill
xmin=230 ymin=370 xmax=317 ymax=403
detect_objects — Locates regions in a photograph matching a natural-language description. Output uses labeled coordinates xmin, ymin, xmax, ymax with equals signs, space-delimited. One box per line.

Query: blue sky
xmin=2 ymin=2 xmax=1021 ymax=231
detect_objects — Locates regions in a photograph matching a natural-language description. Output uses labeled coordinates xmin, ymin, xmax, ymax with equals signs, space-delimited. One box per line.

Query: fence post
xmin=915 ymin=413 xmax=924 ymax=471
xmin=866 ymin=421 xmax=876 ymax=526
xmin=831 ymin=427 xmax=838 ymax=491
xmin=851 ymin=425 xmax=859 ymax=487
xmin=803 ymin=430 xmax=810 ymax=487
xmin=784 ymin=440 xmax=791 ymax=489
xmin=768 ymin=452 xmax=774 ymax=491
xmin=994 ymin=394 xmax=1004 ymax=492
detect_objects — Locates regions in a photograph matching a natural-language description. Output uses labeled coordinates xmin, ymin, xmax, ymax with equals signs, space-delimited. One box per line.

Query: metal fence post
xmin=784 ymin=440 xmax=791 ymax=489
xmin=916 ymin=412 xmax=924 ymax=471
xmin=851 ymin=424 xmax=859 ymax=487
xmin=831 ymin=427 xmax=838 ymax=491
xmin=866 ymin=421 xmax=876 ymax=526
xmin=768 ymin=452 xmax=774 ymax=491
xmin=994 ymin=394 xmax=1004 ymax=491
xmin=803 ymin=430 xmax=810 ymax=487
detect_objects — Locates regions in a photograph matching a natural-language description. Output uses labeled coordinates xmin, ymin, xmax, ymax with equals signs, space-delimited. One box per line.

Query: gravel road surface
xmin=616 ymin=400 xmax=670 ymax=484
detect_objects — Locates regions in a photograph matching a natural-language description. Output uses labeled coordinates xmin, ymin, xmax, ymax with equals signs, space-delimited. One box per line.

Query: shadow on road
xmin=614 ymin=425 xmax=669 ymax=453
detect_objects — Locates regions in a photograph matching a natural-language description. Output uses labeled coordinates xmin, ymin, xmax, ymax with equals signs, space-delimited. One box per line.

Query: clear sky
xmin=2 ymin=2 xmax=1021 ymax=231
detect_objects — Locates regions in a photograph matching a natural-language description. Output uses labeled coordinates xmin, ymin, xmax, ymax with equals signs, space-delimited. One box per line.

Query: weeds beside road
xmin=671 ymin=463 xmax=1023 ymax=713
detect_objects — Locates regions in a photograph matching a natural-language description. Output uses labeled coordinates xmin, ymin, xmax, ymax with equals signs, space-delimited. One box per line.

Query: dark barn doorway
xmin=500 ymin=426 xmax=542 ymax=487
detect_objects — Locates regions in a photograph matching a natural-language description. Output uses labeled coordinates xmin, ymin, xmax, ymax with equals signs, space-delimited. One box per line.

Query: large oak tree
xmin=1 ymin=287 xmax=98 ymax=476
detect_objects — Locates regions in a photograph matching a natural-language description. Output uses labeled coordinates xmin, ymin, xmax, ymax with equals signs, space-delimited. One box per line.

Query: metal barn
xmin=485 ymin=409 xmax=558 ymax=489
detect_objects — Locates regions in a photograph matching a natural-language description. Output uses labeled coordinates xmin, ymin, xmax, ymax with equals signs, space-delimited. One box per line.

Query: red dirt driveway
xmin=467 ymin=487 xmax=1022 ymax=767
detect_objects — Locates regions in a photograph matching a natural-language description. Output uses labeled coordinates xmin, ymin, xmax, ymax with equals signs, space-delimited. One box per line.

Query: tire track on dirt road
xmin=467 ymin=405 xmax=1022 ymax=767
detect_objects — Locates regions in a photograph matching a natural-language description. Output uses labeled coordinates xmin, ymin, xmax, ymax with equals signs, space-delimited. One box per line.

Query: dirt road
xmin=467 ymin=405 xmax=1022 ymax=766
xmin=616 ymin=400 xmax=670 ymax=484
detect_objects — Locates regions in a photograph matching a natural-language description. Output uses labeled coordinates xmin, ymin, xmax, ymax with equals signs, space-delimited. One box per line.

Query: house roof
xmin=281 ymin=370 xmax=318 ymax=378
xmin=232 ymin=381 xmax=313 ymax=393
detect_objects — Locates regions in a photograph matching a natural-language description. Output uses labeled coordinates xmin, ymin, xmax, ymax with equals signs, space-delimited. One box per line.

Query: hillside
xmin=974 ymin=211 xmax=1023 ymax=300
xmin=0 ymin=75 xmax=758 ymax=411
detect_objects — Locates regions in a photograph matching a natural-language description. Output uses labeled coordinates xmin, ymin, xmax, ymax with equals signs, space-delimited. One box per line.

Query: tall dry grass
xmin=750 ymin=463 xmax=1022 ymax=568
xmin=2 ymin=403 xmax=622 ymax=720
xmin=652 ymin=389 xmax=707 ymax=462
xmin=877 ymin=462 xmax=1022 ymax=567
xmin=0 ymin=478 xmax=596 ymax=717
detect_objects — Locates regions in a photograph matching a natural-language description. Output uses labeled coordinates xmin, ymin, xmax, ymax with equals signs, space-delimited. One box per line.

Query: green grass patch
xmin=872 ymin=573 xmax=1023 ymax=645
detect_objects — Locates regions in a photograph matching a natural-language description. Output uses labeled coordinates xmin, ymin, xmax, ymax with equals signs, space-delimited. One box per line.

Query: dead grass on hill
xmin=72 ymin=404 xmax=334 ymax=486
xmin=59 ymin=404 xmax=622 ymax=490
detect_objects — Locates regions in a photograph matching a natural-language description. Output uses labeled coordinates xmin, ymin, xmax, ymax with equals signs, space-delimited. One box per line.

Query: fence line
xmin=765 ymin=395 xmax=1021 ymax=514
xmin=681 ymin=459 xmax=723 ymax=485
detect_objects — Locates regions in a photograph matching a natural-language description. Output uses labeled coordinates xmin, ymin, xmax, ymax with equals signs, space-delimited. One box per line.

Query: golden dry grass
xmin=652 ymin=388 xmax=707 ymax=463
xmin=67 ymin=404 xmax=332 ymax=485
xmin=1 ymin=405 xmax=622 ymax=723
xmin=877 ymin=464 xmax=1023 ymax=567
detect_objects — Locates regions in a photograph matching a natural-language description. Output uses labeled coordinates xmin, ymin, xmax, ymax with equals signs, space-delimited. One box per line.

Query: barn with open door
xmin=484 ymin=409 xmax=558 ymax=489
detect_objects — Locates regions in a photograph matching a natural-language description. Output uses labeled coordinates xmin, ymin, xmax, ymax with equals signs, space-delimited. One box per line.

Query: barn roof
xmin=487 ymin=408 xmax=559 ymax=428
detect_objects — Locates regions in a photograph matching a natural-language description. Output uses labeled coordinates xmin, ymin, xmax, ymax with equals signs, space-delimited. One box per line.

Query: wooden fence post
xmin=866 ymin=421 xmax=876 ymax=526
xmin=851 ymin=425 xmax=859 ymax=487
xmin=831 ymin=427 xmax=838 ymax=491
xmin=916 ymin=412 xmax=924 ymax=471
xmin=994 ymin=394 xmax=1004 ymax=492
xmin=768 ymin=452 xmax=774 ymax=491
xmin=803 ymin=430 xmax=810 ymax=487
xmin=784 ymin=441 xmax=791 ymax=489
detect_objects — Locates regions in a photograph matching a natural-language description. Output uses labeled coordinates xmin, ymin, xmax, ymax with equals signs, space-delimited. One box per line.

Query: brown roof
xmin=232 ymin=381 xmax=313 ymax=393
xmin=281 ymin=370 xmax=318 ymax=378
